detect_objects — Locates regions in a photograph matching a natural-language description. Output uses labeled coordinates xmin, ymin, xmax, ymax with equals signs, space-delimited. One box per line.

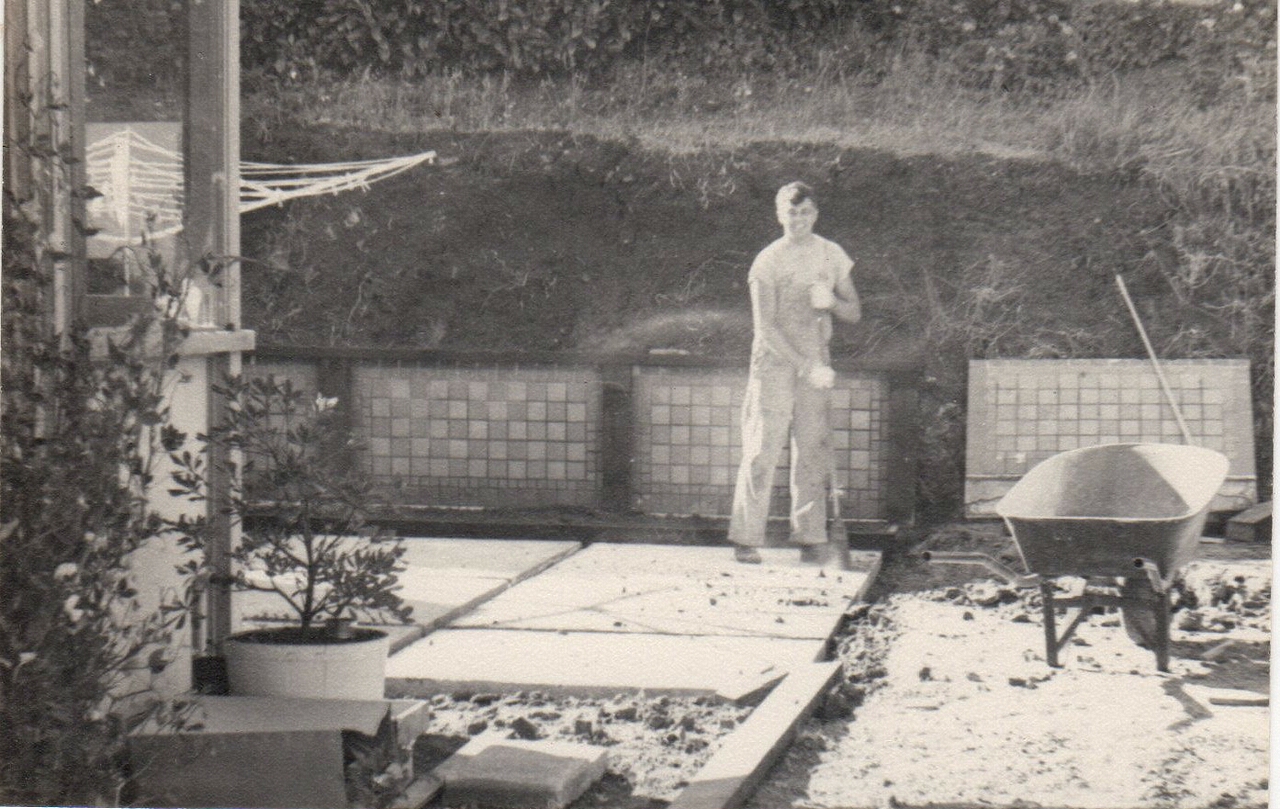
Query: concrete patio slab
xmin=233 ymin=538 xmax=581 ymax=651
xmin=388 ymin=543 xmax=880 ymax=700
xmin=453 ymin=578 xmax=853 ymax=639
xmin=453 ymin=544 xmax=880 ymax=639
xmin=387 ymin=628 xmax=822 ymax=701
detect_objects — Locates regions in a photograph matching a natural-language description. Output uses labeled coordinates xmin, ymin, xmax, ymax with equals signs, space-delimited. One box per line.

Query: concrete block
xmin=438 ymin=735 xmax=608 ymax=809
xmin=129 ymin=696 xmax=429 ymax=809
xmin=129 ymin=728 xmax=346 ymax=808
xmin=1226 ymin=501 xmax=1270 ymax=543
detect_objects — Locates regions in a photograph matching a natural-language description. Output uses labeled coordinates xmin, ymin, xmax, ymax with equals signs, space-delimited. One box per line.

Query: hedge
xmin=85 ymin=0 xmax=1274 ymax=96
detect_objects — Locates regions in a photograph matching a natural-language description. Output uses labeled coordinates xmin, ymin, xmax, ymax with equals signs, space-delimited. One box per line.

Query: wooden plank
xmin=668 ymin=662 xmax=841 ymax=809
xmin=1209 ymin=694 xmax=1269 ymax=707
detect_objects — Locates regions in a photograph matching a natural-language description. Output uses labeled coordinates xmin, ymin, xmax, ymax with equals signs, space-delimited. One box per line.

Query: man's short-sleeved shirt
xmin=748 ymin=235 xmax=854 ymax=368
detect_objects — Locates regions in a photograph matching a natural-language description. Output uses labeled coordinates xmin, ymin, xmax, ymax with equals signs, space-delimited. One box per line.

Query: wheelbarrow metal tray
xmin=995 ymin=443 xmax=1230 ymax=581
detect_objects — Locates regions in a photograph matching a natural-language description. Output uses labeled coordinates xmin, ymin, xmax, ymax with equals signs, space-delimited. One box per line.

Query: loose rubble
xmin=412 ymin=690 xmax=755 ymax=802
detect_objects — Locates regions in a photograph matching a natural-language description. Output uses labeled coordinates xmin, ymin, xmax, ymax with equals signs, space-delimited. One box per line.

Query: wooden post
xmin=599 ymin=363 xmax=635 ymax=512
xmin=4 ymin=1 xmax=32 ymax=197
xmin=7 ymin=0 xmax=87 ymax=337
xmin=884 ymin=370 xmax=919 ymax=525
xmin=185 ymin=0 xmax=241 ymax=652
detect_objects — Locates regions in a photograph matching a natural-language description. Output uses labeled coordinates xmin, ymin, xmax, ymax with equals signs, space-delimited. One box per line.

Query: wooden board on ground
xmin=668 ymin=662 xmax=841 ymax=809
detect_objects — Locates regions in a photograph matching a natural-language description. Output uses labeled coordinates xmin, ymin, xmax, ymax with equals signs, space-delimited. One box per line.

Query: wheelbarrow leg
xmin=1154 ymin=586 xmax=1171 ymax=672
xmin=1040 ymin=581 xmax=1060 ymax=668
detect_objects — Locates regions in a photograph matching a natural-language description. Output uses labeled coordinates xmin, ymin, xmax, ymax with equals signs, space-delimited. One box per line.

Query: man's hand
xmin=809 ymin=284 xmax=836 ymax=310
xmin=807 ymin=365 xmax=836 ymax=389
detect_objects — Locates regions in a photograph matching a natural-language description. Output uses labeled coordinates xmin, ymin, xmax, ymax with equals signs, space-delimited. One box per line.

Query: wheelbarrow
xmin=928 ymin=443 xmax=1230 ymax=671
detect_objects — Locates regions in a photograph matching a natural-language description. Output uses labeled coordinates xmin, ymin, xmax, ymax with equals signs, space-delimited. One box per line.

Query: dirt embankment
xmin=241 ymin=127 xmax=1269 ymax=515
xmin=242 ymin=129 xmax=1180 ymax=365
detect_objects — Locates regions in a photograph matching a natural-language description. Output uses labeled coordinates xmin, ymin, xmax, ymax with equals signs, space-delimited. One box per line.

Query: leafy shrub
xmin=85 ymin=0 xmax=1273 ymax=100
xmin=169 ymin=374 xmax=412 ymax=633
xmin=1 ymin=169 xmax=193 ymax=804
xmin=237 ymin=0 xmax=850 ymax=79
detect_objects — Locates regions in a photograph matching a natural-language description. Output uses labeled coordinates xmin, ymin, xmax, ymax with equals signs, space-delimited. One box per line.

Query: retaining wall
xmin=248 ymin=347 xmax=921 ymax=523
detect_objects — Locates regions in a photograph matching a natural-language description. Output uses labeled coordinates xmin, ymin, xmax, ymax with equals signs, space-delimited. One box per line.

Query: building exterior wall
xmin=128 ymin=356 xmax=209 ymax=697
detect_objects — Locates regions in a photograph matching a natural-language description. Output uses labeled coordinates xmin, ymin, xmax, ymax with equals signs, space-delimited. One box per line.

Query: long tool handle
xmin=1114 ymin=274 xmax=1194 ymax=444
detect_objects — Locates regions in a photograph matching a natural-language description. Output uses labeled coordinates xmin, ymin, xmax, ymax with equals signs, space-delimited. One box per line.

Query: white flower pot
xmin=224 ymin=627 xmax=390 ymax=700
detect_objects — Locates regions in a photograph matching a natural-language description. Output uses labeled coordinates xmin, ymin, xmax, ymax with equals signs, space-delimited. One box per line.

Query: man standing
xmin=728 ymin=181 xmax=861 ymax=564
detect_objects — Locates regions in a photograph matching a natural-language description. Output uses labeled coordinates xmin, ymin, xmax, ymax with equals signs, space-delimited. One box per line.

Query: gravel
xmin=747 ymin=553 xmax=1271 ymax=809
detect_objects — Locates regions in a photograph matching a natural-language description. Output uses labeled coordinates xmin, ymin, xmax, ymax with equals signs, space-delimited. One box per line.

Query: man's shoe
xmin=733 ymin=545 xmax=763 ymax=564
xmin=799 ymin=543 xmax=833 ymax=564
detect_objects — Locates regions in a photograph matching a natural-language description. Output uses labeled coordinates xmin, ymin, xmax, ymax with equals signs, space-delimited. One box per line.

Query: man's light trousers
xmin=727 ymin=364 xmax=832 ymax=548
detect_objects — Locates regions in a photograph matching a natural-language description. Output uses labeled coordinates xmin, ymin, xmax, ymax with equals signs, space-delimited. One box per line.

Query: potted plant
xmin=170 ymin=374 xmax=412 ymax=700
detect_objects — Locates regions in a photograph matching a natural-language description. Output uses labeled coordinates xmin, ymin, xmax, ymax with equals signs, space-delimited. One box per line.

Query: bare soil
xmin=406 ymin=689 xmax=755 ymax=807
xmin=399 ymin=525 xmax=1268 ymax=809
xmin=749 ymin=524 xmax=1271 ymax=809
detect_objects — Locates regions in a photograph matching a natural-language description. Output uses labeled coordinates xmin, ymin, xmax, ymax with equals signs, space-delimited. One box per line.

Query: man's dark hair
xmin=777 ymin=181 xmax=816 ymax=207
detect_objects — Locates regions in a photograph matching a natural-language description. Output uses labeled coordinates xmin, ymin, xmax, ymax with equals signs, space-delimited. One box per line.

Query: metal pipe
xmin=1133 ymin=557 xmax=1167 ymax=593
xmin=921 ymin=551 xmax=1037 ymax=588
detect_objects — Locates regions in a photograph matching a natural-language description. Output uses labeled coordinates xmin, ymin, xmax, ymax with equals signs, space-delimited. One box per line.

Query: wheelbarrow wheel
xmin=1120 ymin=576 xmax=1159 ymax=649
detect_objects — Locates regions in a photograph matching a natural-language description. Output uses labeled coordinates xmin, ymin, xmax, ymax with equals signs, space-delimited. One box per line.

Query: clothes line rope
xmin=86 ymin=126 xmax=436 ymax=245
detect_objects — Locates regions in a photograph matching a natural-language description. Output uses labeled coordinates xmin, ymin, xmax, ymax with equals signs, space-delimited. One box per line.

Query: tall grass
xmin=245 ymin=55 xmax=1274 ymax=179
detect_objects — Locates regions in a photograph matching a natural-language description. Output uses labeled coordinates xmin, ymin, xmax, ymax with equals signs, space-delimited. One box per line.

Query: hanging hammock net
xmin=85 ymin=124 xmax=436 ymax=245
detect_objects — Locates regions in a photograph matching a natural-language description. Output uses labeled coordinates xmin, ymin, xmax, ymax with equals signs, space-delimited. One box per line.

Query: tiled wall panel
xmin=966 ymin=359 xmax=1256 ymax=515
xmin=352 ymin=363 xmax=602 ymax=508
xmin=632 ymin=367 xmax=891 ymax=520
xmin=246 ymin=356 xmax=900 ymax=520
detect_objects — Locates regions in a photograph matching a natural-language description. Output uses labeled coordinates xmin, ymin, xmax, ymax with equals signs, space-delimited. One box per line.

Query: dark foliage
xmin=1 ymin=182 xmax=193 ymax=805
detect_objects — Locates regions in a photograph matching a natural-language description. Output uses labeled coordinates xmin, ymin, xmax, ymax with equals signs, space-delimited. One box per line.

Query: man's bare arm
xmin=831 ymin=271 xmax=861 ymax=324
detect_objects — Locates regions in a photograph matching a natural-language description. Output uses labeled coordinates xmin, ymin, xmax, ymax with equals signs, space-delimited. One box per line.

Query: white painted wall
xmin=124 ymin=356 xmax=209 ymax=698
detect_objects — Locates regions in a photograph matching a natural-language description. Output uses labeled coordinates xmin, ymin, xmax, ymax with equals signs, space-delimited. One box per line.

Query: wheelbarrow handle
xmin=921 ymin=551 xmax=1040 ymax=588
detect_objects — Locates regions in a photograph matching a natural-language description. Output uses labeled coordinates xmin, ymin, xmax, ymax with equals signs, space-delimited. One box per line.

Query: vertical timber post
xmin=600 ymin=363 xmax=634 ymax=512
xmin=185 ymin=0 xmax=241 ymax=653
xmin=316 ymin=355 xmax=357 ymax=472
xmin=9 ymin=0 xmax=87 ymax=338
xmin=884 ymin=369 xmax=920 ymax=526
